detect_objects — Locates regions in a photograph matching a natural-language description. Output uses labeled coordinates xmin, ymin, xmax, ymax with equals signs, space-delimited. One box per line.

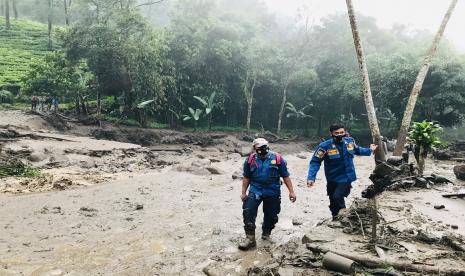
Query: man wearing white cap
xmin=238 ymin=137 xmax=296 ymax=250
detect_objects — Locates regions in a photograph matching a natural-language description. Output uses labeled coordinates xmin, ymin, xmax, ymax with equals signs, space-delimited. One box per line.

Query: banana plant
xmin=286 ymin=102 xmax=312 ymax=119
xmin=182 ymin=107 xmax=203 ymax=131
xmin=136 ymin=99 xmax=156 ymax=127
xmin=408 ymin=121 xmax=445 ymax=174
xmin=193 ymin=92 xmax=216 ymax=130
xmin=286 ymin=102 xmax=312 ymax=133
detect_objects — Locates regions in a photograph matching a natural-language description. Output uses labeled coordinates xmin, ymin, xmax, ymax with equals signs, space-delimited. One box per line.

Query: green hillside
xmin=0 ymin=17 xmax=54 ymax=89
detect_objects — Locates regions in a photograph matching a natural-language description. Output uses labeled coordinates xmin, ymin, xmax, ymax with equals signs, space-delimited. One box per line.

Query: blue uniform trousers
xmin=327 ymin=182 xmax=352 ymax=217
xmin=242 ymin=192 xmax=281 ymax=235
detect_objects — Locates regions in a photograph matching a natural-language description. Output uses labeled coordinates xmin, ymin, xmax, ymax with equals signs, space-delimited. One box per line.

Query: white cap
xmin=253 ymin=138 xmax=269 ymax=148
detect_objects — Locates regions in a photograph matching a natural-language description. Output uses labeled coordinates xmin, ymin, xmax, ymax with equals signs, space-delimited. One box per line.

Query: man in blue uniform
xmin=239 ymin=138 xmax=296 ymax=250
xmin=307 ymin=125 xmax=377 ymax=220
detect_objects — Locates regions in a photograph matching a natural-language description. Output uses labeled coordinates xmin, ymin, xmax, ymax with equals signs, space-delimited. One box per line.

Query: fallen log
xmin=149 ymin=146 xmax=185 ymax=153
xmin=306 ymin=244 xmax=465 ymax=275
xmin=442 ymin=193 xmax=465 ymax=198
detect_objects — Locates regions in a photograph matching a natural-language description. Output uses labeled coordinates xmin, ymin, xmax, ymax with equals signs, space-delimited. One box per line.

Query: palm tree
xmin=393 ymin=0 xmax=458 ymax=156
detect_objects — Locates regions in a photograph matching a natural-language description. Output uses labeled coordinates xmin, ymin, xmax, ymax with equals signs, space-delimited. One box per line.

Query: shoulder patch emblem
xmin=347 ymin=143 xmax=354 ymax=151
xmin=271 ymin=160 xmax=277 ymax=164
xmin=315 ymin=148 xmax=326 ymax=159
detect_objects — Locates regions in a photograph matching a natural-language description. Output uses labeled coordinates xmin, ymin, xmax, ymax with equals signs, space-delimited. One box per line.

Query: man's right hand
xmin=307 ymin=180 xmax=315 ymax=188
xmin=240 ymin=193 xmax=248 ymax=202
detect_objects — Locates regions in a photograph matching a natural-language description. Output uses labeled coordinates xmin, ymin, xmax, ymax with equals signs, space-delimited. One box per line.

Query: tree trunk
xmin=317 ymin=113 xmax=322 ymax=136
xmin=345 ymin=0 xmax=386 ymax=163
xmin=246 ymin=76 xmax=256 ymax=132
xmin=277 ymin=80 xmax=289 ymax=135
xmin=63 ymin=0 xmax=69 ymax=25
xmin=1 ymin=0 xmax=4 ymax=17
xmin=418 ymin=145 xmax=425 ymax=175
xmin=12 ymin=0 xmax=16 ymax=19
xmin=97 ymin=91 xmax=102 ymax=127
xmin=47 ymin=0 xmax=53 ymax=50
xmin=393 ymin=0 xmax=458 ymax=156
xmin=5 ymin=0 xmax=10 ymax=29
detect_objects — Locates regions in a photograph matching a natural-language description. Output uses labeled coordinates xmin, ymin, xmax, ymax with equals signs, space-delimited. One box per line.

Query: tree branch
xmin=134 ymin=0 xmax=166 ymax=8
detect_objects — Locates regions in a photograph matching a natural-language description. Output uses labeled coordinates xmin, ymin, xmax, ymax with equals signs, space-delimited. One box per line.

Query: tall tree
xmin=47 ymin=0 xmax=53 ymax=50
xmin=345 ymin=0 xmax=386 ymax=162
xmin=393 ymin=0 xmax=458 ymax=156
xmin=276 ymin=11 xmax=312 ymax=134
xmin=1 ymin=0 xmax=4 ymax=17
xmin=5 ymin=0 xmax=10 ymax=29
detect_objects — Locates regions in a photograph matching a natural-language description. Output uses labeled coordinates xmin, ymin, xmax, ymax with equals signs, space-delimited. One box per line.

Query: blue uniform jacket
xmin=307 ymin=137 xmax=372 ymax=183
xmin=243 ymin=151 xmax=290 ymax=197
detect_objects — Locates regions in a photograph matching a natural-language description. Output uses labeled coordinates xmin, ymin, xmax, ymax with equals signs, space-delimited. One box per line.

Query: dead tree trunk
xmin=5 ymin=0 xmax=10 ymax=29
xmin=277 ymin=80 xmax=289 ymax=135
xmin=12 ymin=0 xmax=16 ymax=19
xmin=393 ymin=0 xmax=458 ymax=156
xmin=47 ymin=0 xmax=53 ymax=50
xmin=246 ymin=75 xmax=256 ymax=132
xmin=63 ymin=0 xmax=69 ymax=25
xmin=345 ymin=0 xmax=386 ymax=163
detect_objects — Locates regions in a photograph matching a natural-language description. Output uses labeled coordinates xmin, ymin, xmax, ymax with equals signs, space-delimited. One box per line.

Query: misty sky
xmin=263 ymin=0 xmax=465 ymax=52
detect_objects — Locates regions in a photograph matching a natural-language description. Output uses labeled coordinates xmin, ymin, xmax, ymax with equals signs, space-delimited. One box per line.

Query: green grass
xmin=0 ymin=17 xmax=59 ymax=88
xmin=0 ymin=160 xmax=44 ymax=178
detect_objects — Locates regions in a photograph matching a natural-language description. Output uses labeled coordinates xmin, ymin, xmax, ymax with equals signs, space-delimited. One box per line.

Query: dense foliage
xmin=2 ymin=0 xmax=465 ymax=137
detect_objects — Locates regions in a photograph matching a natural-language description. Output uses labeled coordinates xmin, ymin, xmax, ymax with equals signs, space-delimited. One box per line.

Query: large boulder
xmin=235 ymin=146 xmax=252 ymax=157
xmin=453 ymin=165 xmax=465 ymax=181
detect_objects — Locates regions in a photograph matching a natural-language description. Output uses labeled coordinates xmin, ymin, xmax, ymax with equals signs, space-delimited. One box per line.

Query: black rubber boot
xmin=238 ymin=234 xmax=256 ymax=250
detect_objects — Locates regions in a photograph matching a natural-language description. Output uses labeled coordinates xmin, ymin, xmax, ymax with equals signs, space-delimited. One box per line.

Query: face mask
xmin=256 ymin=145 xmax=269 ymax=156
xmin=333 ymin=134 xmax=345 ymax=142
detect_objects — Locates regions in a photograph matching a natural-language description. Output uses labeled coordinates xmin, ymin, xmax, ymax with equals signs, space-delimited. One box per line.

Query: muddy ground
xmin=0 ymin=110 xmax=464 ymax=276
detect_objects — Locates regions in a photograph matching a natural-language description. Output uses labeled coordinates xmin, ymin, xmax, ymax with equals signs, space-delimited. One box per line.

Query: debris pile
xmin=433 ymin=140 xmax=465 ymax=161
xmin=362 ymin=159 xmax=452 ymax=198
xmin=453 ymin=164 xmax=465 ymax=180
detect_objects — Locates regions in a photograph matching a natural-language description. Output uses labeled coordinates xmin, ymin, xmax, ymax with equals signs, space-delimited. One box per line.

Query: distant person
xmin=52 ymin=97 xmax=59 ymax=112
xmin=238 ymin=138 xmax=296 ymax=250
xmin=31 ymin=96 xmax=38 ymax=110
xmin=46 ymin=97 xmax=52 ymax=111
xmin=307 ymin=124 xmax=377 ymax=220
xmin=39 ymin=96 xmax=45 ymax=111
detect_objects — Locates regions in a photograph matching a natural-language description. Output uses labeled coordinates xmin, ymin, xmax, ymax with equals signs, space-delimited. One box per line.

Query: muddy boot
xmin=336 ymin=208 xmax=348 ymax=220
xmin=238 ymin=234 xmax=256 ymax=250
xmin=261 ymin=230 xmax=271 ymax=241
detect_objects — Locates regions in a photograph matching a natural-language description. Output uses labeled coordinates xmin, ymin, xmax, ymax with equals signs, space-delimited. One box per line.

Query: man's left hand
xmin=289 ymin=192 xmax=297 ymax=202
xmin=370 ymin=144 xmax=378 ymax=151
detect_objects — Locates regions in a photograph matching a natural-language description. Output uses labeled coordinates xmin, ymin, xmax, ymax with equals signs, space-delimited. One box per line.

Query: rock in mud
xmin=206 ymin=166 xmax=224 ymax=175
xmin=39 ymin=206 xmax=63 ymax=215
xmin=292 ymin=218 xmax=303 ymax=226
xmin=297 ymin=153 xmax=307 ymax=159
xmin=27 ymin=153 xmax=47 ymax=162
xmin=193 ymin=158 xmax=212 ymax=167
xmin=232 ymin=170 xmax=243 ymax=180
xmin=79 ymin=207 xmax=98 ymax=217
xmin=235 ymin=146 xmax=252 ymax=157
xmin=434 ymin=204 xmax=445 ymax=210
xmin=453 ymin=165 xmax=465 ymax=180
